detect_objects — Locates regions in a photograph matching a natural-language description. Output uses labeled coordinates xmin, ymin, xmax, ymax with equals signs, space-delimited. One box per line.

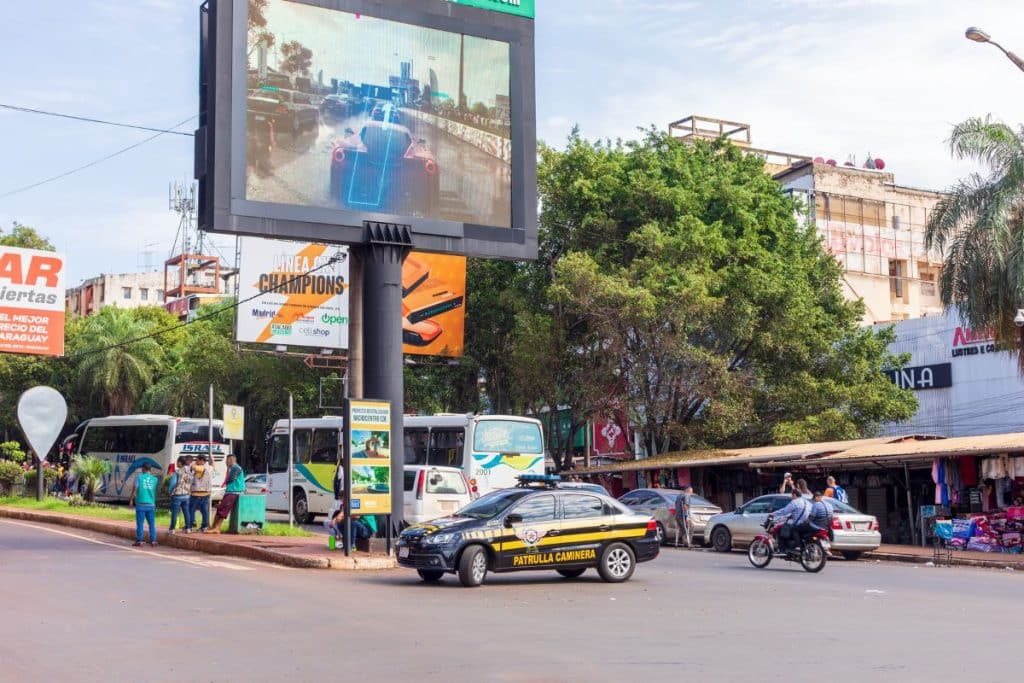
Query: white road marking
xmin=0 ymin=519 xmax=261 ymax=571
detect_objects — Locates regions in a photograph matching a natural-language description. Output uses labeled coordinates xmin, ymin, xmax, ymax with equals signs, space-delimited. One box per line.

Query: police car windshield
xmin=456 ymin=489 xmax=533 ymax=519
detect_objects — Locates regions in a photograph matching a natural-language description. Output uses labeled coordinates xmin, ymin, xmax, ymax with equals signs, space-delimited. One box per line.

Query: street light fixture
xmin=965 ymin=26 xmax=1024 ymax=73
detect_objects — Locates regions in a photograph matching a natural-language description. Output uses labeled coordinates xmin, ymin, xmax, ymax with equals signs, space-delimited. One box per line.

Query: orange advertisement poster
xmin=0 ymin=247 xmax=65 ymax=357
xmin=402 ymin=252 xmax=466 ymax=357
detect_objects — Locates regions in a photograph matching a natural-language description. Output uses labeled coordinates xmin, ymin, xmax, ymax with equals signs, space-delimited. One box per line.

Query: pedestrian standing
xmin=796 ymin=478 xmax=813 ymax=499
xmin=168 ymin=456 xmax=194 ymax=534
xmin=674 ymin=485 xmax=694 ymax=548
xmin=130 ymin=462 xmax=159 ymax=547
xmin=190 ymin=454 xmax=213 ymax=532
xmin=824 ymin=476 xmax=849 ymax=504
xmin=207 ymin=455 xmax=245 ymax=534
xmin=779 ymin=472 xmax=796 ymax=494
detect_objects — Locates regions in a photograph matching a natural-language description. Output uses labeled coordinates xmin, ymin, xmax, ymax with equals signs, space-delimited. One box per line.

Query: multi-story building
xmin=65 ymin=271 xmax=167 ymax=316
xmin=670 ymin=115 xmax=946 ymax=325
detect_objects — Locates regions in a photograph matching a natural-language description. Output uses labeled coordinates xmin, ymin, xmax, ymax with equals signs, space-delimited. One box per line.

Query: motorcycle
xmin=747 ymin=514 xmax=829 ymax=573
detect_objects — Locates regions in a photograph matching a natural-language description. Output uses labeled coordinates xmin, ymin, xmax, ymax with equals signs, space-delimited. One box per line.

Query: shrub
xmin=0 ymin=441 xmax=27 ymax=464
xmin=0 ymin=461 xmax=25 ymax=485
xmin=71 ymin=455 xmax=111 ymax=503
xmin=23 ymin=468 xmax=59 ymax=488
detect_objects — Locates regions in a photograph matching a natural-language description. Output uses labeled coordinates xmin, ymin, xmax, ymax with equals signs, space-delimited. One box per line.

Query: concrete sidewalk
xmin=0 ymin=506 xmax=396 ymax=571
xmin=862 ymin=544 xmax=1024 ymax=570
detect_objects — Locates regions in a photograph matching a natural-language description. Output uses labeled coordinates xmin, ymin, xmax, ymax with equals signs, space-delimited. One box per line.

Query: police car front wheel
xmin=598 ymin=543 xmax=636 ymax=583
xmin=458 ymin=546 xmax=489 ymax=587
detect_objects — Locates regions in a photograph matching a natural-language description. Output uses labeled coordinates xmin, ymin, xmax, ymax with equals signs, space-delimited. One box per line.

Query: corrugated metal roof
xmin=573 ymin=435 xmax=937 ymax=475
xmin=815 ymin=432 xmax=1024 ymax=465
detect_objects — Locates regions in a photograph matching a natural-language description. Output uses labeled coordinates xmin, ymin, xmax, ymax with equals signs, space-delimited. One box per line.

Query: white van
xmin=403 ymin=465 xmax=473 ymax=525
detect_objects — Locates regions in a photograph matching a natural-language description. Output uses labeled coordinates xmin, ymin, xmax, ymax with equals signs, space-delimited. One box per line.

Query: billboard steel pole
xmin=361 ymin=222 xmax=410 ymax=545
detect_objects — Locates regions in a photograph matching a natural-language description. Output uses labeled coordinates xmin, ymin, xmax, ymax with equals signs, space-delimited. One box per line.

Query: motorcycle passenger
xmin=772 ymin=489 xmax=812 ymax=554
xmin=809 ymin=491 xmax=834 ymax=541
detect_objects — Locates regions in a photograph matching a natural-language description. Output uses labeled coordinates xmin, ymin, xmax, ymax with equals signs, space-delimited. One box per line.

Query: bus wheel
xmin=293 ymin=489 xmax=312 ymax=525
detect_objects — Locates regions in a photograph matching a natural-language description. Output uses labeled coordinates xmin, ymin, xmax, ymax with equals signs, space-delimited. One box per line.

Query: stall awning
xmin=807 ymin=432 xmax=1024 ymax=468
xmin=572 ymin=435 xmax=936 ymax=475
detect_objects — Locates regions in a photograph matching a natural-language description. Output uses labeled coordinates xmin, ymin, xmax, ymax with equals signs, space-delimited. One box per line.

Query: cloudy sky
xmin=2 ymin=0 xmax=1024 ymax=283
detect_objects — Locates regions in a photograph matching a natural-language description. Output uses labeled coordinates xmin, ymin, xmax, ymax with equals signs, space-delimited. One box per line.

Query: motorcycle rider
xmin=809 ymin=491 xmax=834 ymax=541
xmin=771 ymin=489 xmax=812 ymax=555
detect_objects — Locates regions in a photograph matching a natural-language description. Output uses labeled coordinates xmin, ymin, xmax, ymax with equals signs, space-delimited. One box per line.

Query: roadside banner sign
xmin=223 ymin=404 xmax=245 ymax=440
xmin=236 ymin=237 xmax=349 ymax=350
xmin=0 ymin=246 xmax=66 ymax=356
xmin=345 ymin=399 xmax=392 ymax=516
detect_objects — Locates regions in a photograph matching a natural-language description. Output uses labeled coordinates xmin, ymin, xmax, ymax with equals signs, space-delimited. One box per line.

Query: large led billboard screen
xmin=197 ymin=0 xmax=536 ymax=260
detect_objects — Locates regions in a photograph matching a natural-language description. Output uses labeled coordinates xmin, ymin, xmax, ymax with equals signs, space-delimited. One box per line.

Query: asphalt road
xmin=1 ymin=518 xmax=1016 ymax=683
xmin=245 ymin=110 xmax=510 ymax=227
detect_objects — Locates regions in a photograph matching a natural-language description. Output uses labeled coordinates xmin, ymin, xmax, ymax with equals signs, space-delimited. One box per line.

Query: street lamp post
xmin=965 ymin=26 xmax=1024 ymax=73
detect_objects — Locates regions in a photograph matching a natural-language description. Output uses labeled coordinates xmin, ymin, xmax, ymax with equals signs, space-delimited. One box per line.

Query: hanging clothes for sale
xmin=959 ymin=456 xmax=979 ymax=487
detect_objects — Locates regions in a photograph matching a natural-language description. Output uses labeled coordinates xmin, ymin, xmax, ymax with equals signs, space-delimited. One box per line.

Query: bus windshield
xmin=175 ymin=420 xmax=228 ymax=443
xmin=473 ymin=420 xmax=543 ymax=453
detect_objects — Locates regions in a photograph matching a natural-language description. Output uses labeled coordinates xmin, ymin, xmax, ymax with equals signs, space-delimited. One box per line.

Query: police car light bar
xmin=517 ymin=473 xmax=561 ymax=487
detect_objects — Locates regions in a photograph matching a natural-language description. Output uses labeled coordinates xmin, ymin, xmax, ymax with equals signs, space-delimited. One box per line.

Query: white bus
xmin=265 ymin=413 xmax=545 ymax=522
xmin=265 ymin=417 xmax=344 ymax=523
xmin=403 ymin=414 xmax=545 ymax=496
xmin=76 ymin=415 xmax=231 ymax=502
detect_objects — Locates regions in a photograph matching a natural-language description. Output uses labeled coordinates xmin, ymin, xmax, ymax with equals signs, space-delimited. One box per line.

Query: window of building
xmin=889 ymin=259 xmax=907 ymax=301
xmin=919 ymin=263 xmax=938 ymax=298
xmin=122 ymin=287 xmax=132 ymax=300
xmin=140 ymin=288 xmax=149 ymax=301
xmin=156 ymin=290 xmax=164 ymax=302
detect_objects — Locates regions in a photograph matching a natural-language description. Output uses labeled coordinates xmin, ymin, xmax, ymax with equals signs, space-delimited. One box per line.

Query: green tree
xmin=926 ymin=115 xmax=1024 ymax=362
xmin=0 ymin=222 xmax=56 ymax=251
xmin=74 ymin=307 xmax=165 ymax=415
xmin=540 ymin=130 xmax=917 ymax=456
xmin=247 ymin=0 xmax=275 ymax=66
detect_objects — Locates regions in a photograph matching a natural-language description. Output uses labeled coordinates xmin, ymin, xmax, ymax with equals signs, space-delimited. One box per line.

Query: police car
xmin=397 ymin=474 xmax=661 ymax=587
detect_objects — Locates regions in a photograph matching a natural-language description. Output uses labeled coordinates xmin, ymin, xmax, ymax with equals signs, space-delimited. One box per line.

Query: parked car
xmin=249 ymin=87 xmax=319 ymax=137
xmin=403 ymin=465 xmax=474 ymax=526
xmin=320 ymin=94 xmax=354 ymax=120
xmin=244 ymin=473 xmax=268 ymax=495
xmin=703 ymin=494 xmax=881 ymax=560
xmin=618 ymin=488 xmax=723 ymax=546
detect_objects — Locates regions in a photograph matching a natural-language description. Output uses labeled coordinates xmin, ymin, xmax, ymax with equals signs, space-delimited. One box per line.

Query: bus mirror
xmin=504 ymin=513 xmax=522 ymax=528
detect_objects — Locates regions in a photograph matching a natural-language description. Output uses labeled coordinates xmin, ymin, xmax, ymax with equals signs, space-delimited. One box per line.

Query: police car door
xmin=555 ymin=493 xmax=611 ymax=567
xmin=499 ymin=493 xmax=562 ymax=570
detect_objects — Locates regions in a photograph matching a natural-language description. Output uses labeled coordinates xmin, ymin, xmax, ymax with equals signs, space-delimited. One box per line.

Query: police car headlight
xmin=425 ymin=533 xmax=459 ymax=546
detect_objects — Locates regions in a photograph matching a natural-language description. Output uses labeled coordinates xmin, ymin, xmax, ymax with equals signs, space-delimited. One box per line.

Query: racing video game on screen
xmin=244 ymin=0 xmax=513 ymax=229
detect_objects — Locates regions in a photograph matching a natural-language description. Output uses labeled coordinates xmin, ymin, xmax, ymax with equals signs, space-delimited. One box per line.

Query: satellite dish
xmin=813 ymin=156 xmax=825 ymax=164
xmin=875 ymin=158 xmax=886 ymax=170
xmin=864 ymin=156 xmax=877 ymax=170
xmin=826 ymin=159 xmax=837 ymax=166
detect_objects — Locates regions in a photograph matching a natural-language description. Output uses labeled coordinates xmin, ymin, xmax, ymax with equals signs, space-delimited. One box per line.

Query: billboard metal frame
xmin=197 ymin=0 xmax=537 ymax=260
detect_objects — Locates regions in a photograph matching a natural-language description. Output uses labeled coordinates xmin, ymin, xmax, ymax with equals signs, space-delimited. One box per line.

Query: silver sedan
xmin=704 ymin=494 xmax=881 ymax=560
xmin=619 ymin=488 xmax=723 ymax=545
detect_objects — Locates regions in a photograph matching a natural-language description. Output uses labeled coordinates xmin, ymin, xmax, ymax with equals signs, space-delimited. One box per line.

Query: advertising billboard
xmin=0 ymin=246 xmax=65 ymax=357
xmin=346 ymin=399 xmax=392 ymax=515
xmin=197 ymin=0 xmax=537 ymax=260
xmin=236 ymin=237 xmax=349 ymax=349
xmin=403 ymin=252 xmax=465 ymax=356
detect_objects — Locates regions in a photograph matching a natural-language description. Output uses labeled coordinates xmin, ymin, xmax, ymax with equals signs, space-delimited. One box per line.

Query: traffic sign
xmin=304 ymin=354 xmax=345 ymax=370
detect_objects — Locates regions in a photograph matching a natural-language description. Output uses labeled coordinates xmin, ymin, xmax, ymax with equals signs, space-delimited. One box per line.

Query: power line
xmin=0 ymin=103 xmax=194 ymax=137
xmin=71 ymin=255 xmax=345 ymax=360
xmin=0 ymin=115 xmax=198 ymax=200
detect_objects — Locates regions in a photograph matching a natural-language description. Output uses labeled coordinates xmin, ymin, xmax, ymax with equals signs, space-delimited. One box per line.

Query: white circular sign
xmin=17 ymin=386 xmax=68 ymax=462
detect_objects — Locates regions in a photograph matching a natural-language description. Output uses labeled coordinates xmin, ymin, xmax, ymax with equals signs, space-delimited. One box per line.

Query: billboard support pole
xmin=361 ymin=222 xmax=410 ymax=544
xmin=349 ymin=249 xmax=364 ymax=400
xmin=288 ymin=393 xmax=294 ymax=528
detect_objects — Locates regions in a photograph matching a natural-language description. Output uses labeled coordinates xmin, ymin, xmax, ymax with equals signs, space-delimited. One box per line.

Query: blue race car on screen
xmin=329 ymin=120 xmax=440 ymax=215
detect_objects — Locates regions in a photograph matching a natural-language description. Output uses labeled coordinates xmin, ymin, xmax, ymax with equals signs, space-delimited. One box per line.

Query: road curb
xmin=861 ymin=549 xmax=1019 ymax=571
xmin=0 ymin=507 xmax=396 ymax=571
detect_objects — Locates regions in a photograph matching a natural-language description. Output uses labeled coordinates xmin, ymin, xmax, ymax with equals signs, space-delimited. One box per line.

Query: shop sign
xmin=950 ymin=325 xmax=995 ymax=358
xmin=884 ymin=363 xmax=952 ymax=391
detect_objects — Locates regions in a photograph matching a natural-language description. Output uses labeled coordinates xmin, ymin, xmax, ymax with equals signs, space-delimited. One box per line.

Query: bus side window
xmin=404 ymin=428 xmax=428 ymax=465
xmin=268 ymin=435 xmax=289 ymax=473
xmin=310 ymin=429 xmax=338 ymax=464
xmin=294 ymin=429 xmax=312 ymax=465
xmin=428 ymin=429 xmax=464 ymax=467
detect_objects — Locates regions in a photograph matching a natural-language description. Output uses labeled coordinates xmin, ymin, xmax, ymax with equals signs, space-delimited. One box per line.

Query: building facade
xmin=876 ymin=309 xmax=1022 ymax=438
xmin=777 ymin=161 xmax=946 ymax=325
xmin=65 ymin=271 xmax=167 ymax=316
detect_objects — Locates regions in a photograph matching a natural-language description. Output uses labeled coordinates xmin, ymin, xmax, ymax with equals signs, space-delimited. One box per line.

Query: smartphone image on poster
xmin=403 ymin=279 xmax=464 ymax=323
xmin=403 ymin=317 xmax=442 ymax=346
xmin=402 ymin=256 xmax=430 ymax=297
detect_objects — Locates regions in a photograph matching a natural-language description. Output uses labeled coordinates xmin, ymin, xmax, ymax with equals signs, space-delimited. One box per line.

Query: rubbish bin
xmin=229 ymin=494 xmax=267 ymax=534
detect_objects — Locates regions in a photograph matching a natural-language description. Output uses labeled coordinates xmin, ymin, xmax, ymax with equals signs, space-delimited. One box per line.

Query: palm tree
xmin=927 ymin=115 xmax=1024 ymax=364
xmin=75 ymin=307 xmax=165 ymax=415
xmin=71 ymin=455 xmax=111 ymax=502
